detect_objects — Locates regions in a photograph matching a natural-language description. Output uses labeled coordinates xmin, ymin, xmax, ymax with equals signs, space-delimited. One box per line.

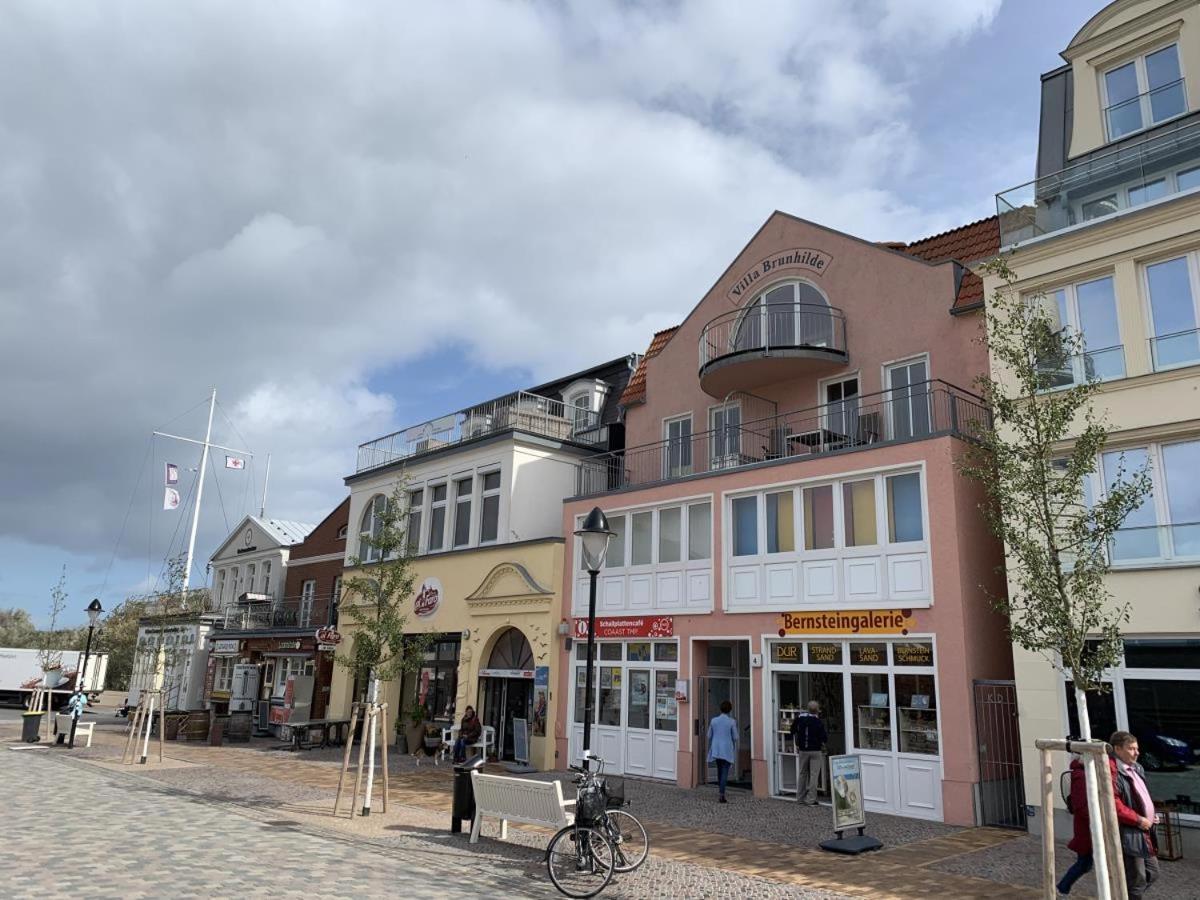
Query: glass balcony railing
xmin=1109 ymin=521 xmax=1200 ymax=566
xmin=1105 ymin=78 xmax=1188 ymax=142
xmin=1035 ymin=344 xmax=1126 ymax=389
xmin=1149 ymin=327 xmax=1200 ymax=371
xmin=996 ymin=115 xmax=1200 ymax=248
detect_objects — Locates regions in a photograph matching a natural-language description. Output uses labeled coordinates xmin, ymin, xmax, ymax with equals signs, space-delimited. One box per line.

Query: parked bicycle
xmin=545 ymin=753 xmax=649 ymax=898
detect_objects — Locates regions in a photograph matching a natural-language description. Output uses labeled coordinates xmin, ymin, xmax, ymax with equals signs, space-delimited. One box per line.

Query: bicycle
xmin=593 ymin=767 xmax=649 ymax=873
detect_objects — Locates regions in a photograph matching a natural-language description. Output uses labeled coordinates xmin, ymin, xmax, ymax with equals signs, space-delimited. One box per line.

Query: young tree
xmin=132 ymin=556 xmax=212 ymax=709
xmin=962 ymin=258 xmax=1152 ymax=887
xmin=96 ymin=598 xmax=149 ymax=692
xmin=39 ymin=566 xmax=69 ymax=673
xmin=0 ymin=608 xmax=38 ymax=647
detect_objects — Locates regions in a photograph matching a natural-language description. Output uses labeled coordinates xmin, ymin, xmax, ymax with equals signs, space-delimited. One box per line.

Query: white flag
xmin=225 ymin=456 xmax=245 ymax=470
xmin=164 ymin=463 xmax=179 ymax=485
xmin=163 ymin=487 xmax=180 ymax=510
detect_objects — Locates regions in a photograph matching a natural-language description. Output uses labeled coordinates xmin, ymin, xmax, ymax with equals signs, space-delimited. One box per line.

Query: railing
xmin=1035 ymin=344 xmax=1126 ymax=388
xmin=699 ymin=304 xmax=848 ymax=370
xmin=576 ymin=380 xmax=989 ymax=495
xmin=356 ymin=390 xmax=603 ymax=473
xmin=996 ymin=115 xmax=1200 ymax=247
xmin=1149 ymin=327 xmax=1200 ymax=371
xmin=1109 ymin=521 xmax=1200 ymax=566
xmin=219 ymin=597 xmax=335 ymax=630
xmin=1105 ymin=78 xmax=1187 ymax=142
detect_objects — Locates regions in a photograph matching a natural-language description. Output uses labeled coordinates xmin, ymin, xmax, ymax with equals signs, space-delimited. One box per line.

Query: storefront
xmin=765 ymin=633 xmax=941 ymax=820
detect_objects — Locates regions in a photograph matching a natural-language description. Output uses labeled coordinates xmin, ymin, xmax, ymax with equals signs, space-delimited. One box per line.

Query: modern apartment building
xmin=557 ymin=211 xmax=1012 ymax=825
xmin=328 ymin=357 xmax=635 ymax=771
xmin=988 ymin=0 xmax=1200 ymax=834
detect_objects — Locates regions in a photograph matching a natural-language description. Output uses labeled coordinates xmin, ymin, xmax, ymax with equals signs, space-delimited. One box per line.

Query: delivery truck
xmin=0 ymin=647 xmax=110 ymax=707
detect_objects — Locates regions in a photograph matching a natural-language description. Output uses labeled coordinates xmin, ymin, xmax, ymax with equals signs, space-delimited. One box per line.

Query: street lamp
xmin=69 ymin=598 xmax=103 ymax=749
xmin=574 ymin=507 xmax=614 ymax=772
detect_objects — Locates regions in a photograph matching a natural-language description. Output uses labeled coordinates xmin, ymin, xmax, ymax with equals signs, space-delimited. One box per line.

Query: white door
xmin=652 ymin=670 xmax=679 ymax=780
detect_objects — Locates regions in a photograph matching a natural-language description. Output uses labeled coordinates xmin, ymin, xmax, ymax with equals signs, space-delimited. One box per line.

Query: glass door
xmin=625 ymin=668 xmax=653 ymax=777
xmin=886 ymin=359 xmax=931 ymax=440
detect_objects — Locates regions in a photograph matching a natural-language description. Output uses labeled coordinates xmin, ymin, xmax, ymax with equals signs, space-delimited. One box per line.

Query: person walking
xmin=1056 ymin=757 xmax=1093 ymax=896
xmin=1109 ymin=731 xmax=1160 ymax=899
xmin=790 ymin=701 xmax=827 ymax=806
xmin=706 ymin=700 xmax=738 ymax=803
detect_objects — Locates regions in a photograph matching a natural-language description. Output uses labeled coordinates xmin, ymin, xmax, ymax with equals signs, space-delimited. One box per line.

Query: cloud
xmin=0 ymin=0 xmax=1002 ymax=606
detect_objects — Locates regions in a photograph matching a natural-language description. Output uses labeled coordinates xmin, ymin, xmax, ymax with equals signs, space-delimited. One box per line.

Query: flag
xmin=164 ymin=463 xmax=179 ymax=485
xmin=163 ymin=487 xmax=180 ymax=510
xmin=225 ymin=456 xmax=245 ymax=470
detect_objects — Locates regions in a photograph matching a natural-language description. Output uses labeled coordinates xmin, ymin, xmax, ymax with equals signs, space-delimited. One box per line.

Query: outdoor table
xmin=283 ymin=718 xmax=353 ymax=751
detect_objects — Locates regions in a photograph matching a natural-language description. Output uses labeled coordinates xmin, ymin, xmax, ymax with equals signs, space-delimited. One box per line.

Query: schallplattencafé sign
xmin=776 ymin=609 xmax=914 ymax=636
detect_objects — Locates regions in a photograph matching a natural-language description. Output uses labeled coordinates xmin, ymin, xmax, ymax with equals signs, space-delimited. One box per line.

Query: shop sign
xmin=770 ymin=642 xmax=803 ymax=664
xmin=727 ymin=248 xmax=832 ymax=303
xmin=211 ymin=639 xmax=240 ymax=654
xmin=893 ymin=641 xmax=933 ymax=666
xmin=413 ymin=577 xmax=442 ymax=618
xmin=276 ymin=640 xmax=302 ymax=651
xmin=849 ymin=642 xmax=887 ymax=666
xmin=573 ymin=615 xmax=673 ymax=639
xmin=777 ymin=609 xmax=913 ymax=636
xmin=807 ymin=642 xmax=843 ymax=665
xmin=829 ymin=754 xmax=867 ymax=832
xmin=479 ymin=667 xmax=534 ymax=680
xmin=314 ymin=627 xmax=342 ymax=646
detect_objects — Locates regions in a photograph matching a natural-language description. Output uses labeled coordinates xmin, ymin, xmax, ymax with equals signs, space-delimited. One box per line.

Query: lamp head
xmin=574 ymin=506 xmax=615 ymax=573
xmin=86 ymin=598 xmax=104 ymax=627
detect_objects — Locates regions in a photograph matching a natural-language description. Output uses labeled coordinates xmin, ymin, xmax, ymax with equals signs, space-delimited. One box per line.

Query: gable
xmin=209 ymin=516 xmax=285 ymax=562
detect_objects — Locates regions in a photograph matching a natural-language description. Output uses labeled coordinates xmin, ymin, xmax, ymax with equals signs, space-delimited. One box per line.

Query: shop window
xmin=893 ymin=642 xmax=934 ymax=667
xmin=631 ymin=511 xmax=653 ymax=565
xmin=732 ymin=496 xmax=758 ymax=556
xmin=766 ymin=491 xmax=795 ymax=553
xmin=1124 ymin=679 xmax=1200 ymax=788
xmin=654 ymin=642 xmax=678 ymax=663
xmin=896 ymin=673 xmax=938 ymax=755
xmin=1065 ymin=682 xmax=1118 ymax=741
xmin=688 ymin=502 xmax=712 ymax=560
xmin=1123 ymin=638 xmax=1200 ymax=669
xmin=654 ymin=671 xmax=678 ymax=731
xmin=886 ymin=473 xmax=923 ymax=543
xmin=803 ymin=485 xmax=834 ymax=550
xmin=627 ymin=642 xmax=652 ymax=662
xmin=605 ymin=515 xmax=626 ymax=568
xmin=600 ymin=643 xmax=622 ymax=661
xmin=842 ymin=479 xmax=877 ymax=547
xmin=576 ymin=643 xmax=595 ymax=662
xmin=574 ymin=668 xmax=595 ymax=723
xmin=658 ymin=507 xmax=681 ymax=563
xmin=628 ymin=669 xmax=651 ymax=729
xmin=852 ymin=673 xmax=892 ymax=751
xmin=599 ymin=667 xmax=622 ymax=726
xmin=417 ymin=637 xmax=460 ymax=720
xmin=480 ymin=471 xmax=501 ymax=544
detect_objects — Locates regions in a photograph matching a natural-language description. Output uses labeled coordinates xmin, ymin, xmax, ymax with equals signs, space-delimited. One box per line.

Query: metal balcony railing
xmin=699 ymin=303 xmax=848 ymax=371
xmin=356 ymin=390 xmax=603 ymax=473
xmin=576 ymin=380 xmax=989 ymax=495
xmin=996 ymin=115 xmax=1200 ymax=248
xmin=218 ymin=596 xmax=335 ymax=631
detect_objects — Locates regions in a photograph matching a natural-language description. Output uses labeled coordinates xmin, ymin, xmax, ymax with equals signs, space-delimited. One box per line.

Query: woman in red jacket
xmin=1057 ymin=758 xmax=1093 ymax=895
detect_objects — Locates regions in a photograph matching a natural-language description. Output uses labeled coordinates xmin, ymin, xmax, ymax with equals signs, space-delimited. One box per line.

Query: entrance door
xmin=625 ymin=668 xmax=653 ymax=776
xmin=773 ymin=671 xmax=845 ymax=799
xmin=699 ymin=675 xmax=753 ymax=789
xmin=479 ymin=627 xmax=536 ymax=761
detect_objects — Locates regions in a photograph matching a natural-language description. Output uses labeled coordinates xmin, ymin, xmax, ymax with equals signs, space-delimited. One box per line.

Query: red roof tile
xmin=902 ymin=215 xmax=999 ymax=311
xmin=620 ymin=325 xmax=679 ymax=407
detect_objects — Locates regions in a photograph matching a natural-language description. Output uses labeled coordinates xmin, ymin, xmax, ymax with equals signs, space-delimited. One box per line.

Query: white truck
xmin=0 ymin=647 xmax=110 ymax=708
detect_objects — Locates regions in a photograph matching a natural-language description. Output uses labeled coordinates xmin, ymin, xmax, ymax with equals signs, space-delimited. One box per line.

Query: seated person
xmin=453 ymin=706 xmax=482 ymax=762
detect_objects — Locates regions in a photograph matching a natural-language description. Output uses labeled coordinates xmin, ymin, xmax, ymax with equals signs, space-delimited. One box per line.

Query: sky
xmin=0 ymin=0 xmax=1102 ymax=626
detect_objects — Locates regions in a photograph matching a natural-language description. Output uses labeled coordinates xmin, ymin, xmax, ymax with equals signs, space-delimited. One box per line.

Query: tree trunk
xmin=1076 ymin=687 xmax=1113 ymax=899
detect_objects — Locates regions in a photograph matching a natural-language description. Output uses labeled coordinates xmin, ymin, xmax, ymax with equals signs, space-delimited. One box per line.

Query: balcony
xmin=1109 ymin=521 xmax=1200 ymax=567
xmin=356 ymin=390 xmax=603 ymax=474
xmin=576 ymin=380 xmax=988 ymax=496
xmin=996 ymin=115 xmax=1200 ymax=248
xmin=698 ymin=303 xmax=848 ymax=397
xmin=217 ymin=597 xmax=334 ymax=632
xmin=1149 ymin=327 xmax=1200 ymax=372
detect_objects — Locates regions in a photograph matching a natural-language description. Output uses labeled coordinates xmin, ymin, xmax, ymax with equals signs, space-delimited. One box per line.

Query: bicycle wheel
xmin=546 ymin=824 xmax=616 ymax=898
xmin=605 ymin=809 xmax=649 ymax=872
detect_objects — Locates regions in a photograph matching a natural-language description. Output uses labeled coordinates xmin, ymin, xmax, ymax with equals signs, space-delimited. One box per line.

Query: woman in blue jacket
xmin=707 ymin=700 xmax=738 ymax=803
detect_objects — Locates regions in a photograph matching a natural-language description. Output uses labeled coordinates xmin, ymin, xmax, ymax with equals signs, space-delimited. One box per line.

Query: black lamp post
xmin=573 ymin=507 xmax=614 ymax=772
xmin=68 ymin=598 xmax=103 ymax=749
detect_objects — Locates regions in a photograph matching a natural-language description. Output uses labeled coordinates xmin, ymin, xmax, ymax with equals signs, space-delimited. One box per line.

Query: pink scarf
xmin=1119 ymin=760 xmax=1155 ymax=822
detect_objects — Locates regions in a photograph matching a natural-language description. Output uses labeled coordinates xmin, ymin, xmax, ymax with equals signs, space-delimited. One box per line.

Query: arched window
xmin=488 ymin=627 xmax=535 ymax=671
xmin=733 ymin=280 xmax=833 ymax=352
xmin=359 ymin=494 xmax=388 ymax=563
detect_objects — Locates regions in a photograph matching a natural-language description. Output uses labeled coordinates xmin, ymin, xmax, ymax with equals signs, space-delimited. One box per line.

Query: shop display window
xmin=573 ymin=668 xmax=596 ymax=724
xmin=896 ymin=673 xmax=938 ymax=754
xmin=627 ymin=669 xmax=651 ymax=729
xmin=654 ymin=642 xmax=678 ymax=662
xmin=654 ymin=671 xmax=678 ymax=731
xmin=599 ymin=666 xmax=622 ymax=726
xmin=627 ymin=642 xmax=652 ymax=662
xmin=600 ymin=643 xmax=622 ymax=661
xmin=852 ymin=672 xmax=892 ymax=751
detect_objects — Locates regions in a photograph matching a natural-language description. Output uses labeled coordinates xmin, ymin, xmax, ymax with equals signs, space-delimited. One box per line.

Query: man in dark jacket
xmin=1109 ymin=731 xmax=1159 ymax=899
xmin=790 ymin=701 xmax=827 ymax=806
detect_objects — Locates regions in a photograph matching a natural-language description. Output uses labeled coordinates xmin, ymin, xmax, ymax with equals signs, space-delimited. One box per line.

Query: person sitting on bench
xmin=453 ymin=706 xmax=482 ymax=762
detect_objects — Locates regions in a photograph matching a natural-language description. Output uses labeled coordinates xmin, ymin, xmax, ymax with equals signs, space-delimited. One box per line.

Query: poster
xmin=532 ymin=666 xmax=549 ymax=737
xmin=829 ymin=754 xmax=866 ymax=832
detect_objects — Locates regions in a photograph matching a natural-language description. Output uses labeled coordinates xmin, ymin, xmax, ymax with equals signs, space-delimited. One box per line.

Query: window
xmin=1104 ymin=43 xmax=1186 ymax=140
xmin=710 ymin=404 xmax=741 ymax=465
xmin=628 ymin=669 xmax=651 ymax=729
xmin=261 ymin=560 xmax=271 ymax=595
xmin=631 ymin=510 xmax=653 ymax=566
xmin=453 ymin=476 xmax=473 ymax=547
xmin=416 ymin=637 xmax=460 ymax=720
xmin=331 ymin=576 xmax=342 ymax=606
xmin=231 ymin=566 xmax=240 ymax=597
xmin=654 ymin=670 xmax=678 ymax=731
xmin=1102 ymin=439 xmax=1200 ymax=563
xmin=1146 ymin=254 xmax=1200 ymax=370
xmin=688 ymin=502 xmax=712 ymax=561
xmin=605 ymin=514 xmax=626 ymax=568
xmin=480 ymin=471 xmax=501 ymax=543
xmin=428 ymin=484 xmax=447 ymax=552
xmin=407 ymin=488 xmax=424 ymax=554
xmin=217 ymin=569 xmax=226 ymax=603
xmin=1036 ymin=277 xmax=1124 ymax=387
xmin=247 ymin=564 xmax=256 ymax=594
xmin=1128 ymin=177 xmax=1167 ymax=207
xmin=658 ymin=507 xmax=681 ymax=563
xmin=664 ymin=415 xmax=693 ymax=478
xmin=1081 ymin=193 xmax=1119 ymax=221
xmin=885 ymin=358 xmax=930 ymax=440
xmin=886 ymin=473 xmax=924 ymax=543
xmin=213 ymin=657 xmax=235 ymax=694
xmin=300 ymin=580 xmax=315 ymax=627
xmin=359 ymin=494 xmax=387 ymax=563
xmin=569 ymin=392 xmax=594 ymax=434
xmin=732 ymin=495 xmax=758 ymax=556
xmin=336 ymin=524 xmax=348 ymax=540
xmin=766 ymin=491 xmax=795 ymax=553
xmin=599 ymin=666 xmax=622 ymax=726
xmin=733 ymin=280 xmax=834 ymax=351
xmin=823 ymin=376 xmax=859 ymax=438
xmin=1179 ymin=166 xmax=1200 ymax=192
xmin=842 ymin=479 xmax=877 ymax=546
xmin=273 ymin=656 xmax=307 ymax=699
xmin=803 ymin=485 xmax=834 ymax=550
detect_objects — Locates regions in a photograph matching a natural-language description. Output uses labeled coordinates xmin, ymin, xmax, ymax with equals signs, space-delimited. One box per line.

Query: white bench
xmin=471 ymin=724 xmax=495 ymax=760
xmin=469 ymin=772 xmax=574 ymax=844
xmin=54 ymin=714 xmax=94 ymax=748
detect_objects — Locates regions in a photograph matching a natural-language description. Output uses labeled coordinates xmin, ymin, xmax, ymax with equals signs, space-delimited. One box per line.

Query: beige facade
xmin=985 ymin=0 xmax=1200 ymax=836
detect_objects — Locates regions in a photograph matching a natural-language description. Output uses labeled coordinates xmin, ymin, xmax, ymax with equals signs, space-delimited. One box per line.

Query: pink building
xmin=555 ymin=211 xmax=1012 ymax=825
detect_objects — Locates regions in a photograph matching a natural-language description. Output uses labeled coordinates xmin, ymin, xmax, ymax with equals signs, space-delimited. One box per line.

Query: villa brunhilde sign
xmin=727 ymin=248 xmax=831 ymax=304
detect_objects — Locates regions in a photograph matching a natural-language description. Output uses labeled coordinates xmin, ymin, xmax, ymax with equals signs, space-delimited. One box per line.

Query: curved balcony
xmin=698 ymin=303 xmax=848 ymax=396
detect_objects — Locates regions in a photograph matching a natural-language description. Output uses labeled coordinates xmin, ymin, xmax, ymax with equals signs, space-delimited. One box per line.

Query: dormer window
xmin=1103 ymin=43 xmax=1186 ymax=140
xmin=561 ymin=379 xmax=608 ymax=435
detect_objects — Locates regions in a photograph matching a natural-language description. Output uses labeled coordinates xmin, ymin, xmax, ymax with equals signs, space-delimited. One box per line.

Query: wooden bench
xmin=53 ymin=713 xmax=94 ymax=747
xmin=469 ymin=772 xmax=574 ymax=844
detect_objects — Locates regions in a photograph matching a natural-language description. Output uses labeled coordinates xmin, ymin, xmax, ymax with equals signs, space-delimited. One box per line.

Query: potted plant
xmin=405 ymin=699 xmax=427 ymax=755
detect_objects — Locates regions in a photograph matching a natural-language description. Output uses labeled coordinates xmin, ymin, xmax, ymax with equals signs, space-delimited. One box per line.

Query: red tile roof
xmin=620 ymin=325 xmax=679 ymax=406
xmin=902 ymin=215 xmax=999 ymax=312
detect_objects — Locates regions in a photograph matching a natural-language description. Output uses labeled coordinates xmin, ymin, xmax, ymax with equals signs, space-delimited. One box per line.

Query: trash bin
xmin=21 ymin=711 xmax=42 ymax=743
xmin=209 ymin=715 xmax=227 ymax=747
xmin=451 ymin=755 xmax=486 ymax=833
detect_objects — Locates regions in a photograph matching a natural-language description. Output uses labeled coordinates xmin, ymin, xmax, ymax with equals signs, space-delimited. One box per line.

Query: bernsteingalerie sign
xmin=777 ymin=609 xmax=914 ymax=636
xmin=727 ymin=248 xmax=832 ymax=304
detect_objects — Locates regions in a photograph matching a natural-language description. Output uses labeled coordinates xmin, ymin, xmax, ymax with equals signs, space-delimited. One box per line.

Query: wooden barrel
xmin=226 ymin=711 xmax=252 ymax=742
xmin=179 ymin=709 xmax=210 ymax=741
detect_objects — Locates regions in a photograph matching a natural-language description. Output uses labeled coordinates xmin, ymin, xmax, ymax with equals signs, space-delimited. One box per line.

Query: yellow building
xmin=988 ymin=0 xmax=1200 ymax=837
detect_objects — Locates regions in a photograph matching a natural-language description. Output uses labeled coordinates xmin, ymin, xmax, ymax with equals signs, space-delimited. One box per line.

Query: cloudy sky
xmin=1 ymin=0 xmax=1100 ymax=625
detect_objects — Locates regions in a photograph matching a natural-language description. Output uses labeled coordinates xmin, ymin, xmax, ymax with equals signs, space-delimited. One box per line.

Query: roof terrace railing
xmin=356 ymin=390 xmax=603 ymax=474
